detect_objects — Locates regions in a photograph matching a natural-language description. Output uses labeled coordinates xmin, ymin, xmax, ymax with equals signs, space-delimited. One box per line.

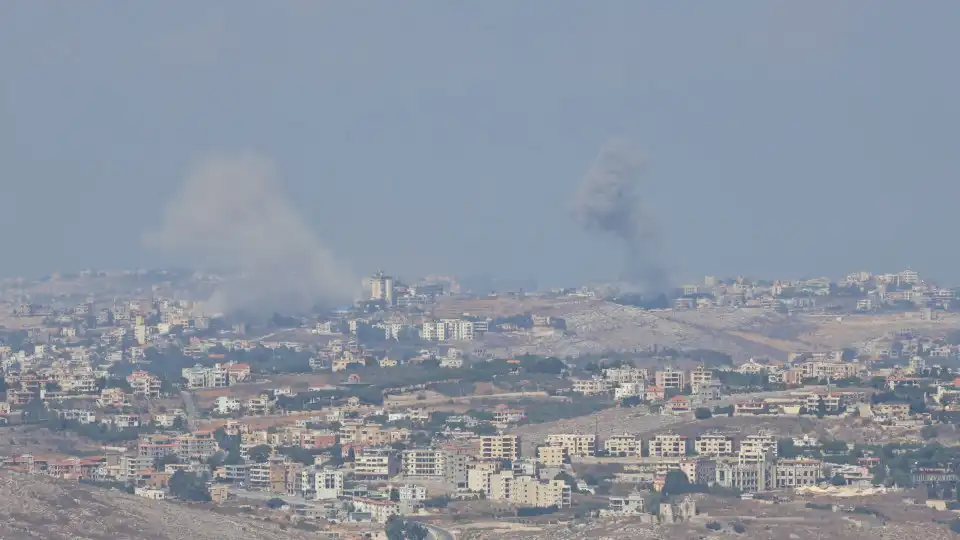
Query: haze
xmin=2 ymin=2 xmax=959 ymax=288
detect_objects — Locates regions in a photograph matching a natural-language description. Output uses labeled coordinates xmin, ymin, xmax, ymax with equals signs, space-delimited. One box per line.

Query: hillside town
xmin=1 ymin=268 xmax=960 ymax=538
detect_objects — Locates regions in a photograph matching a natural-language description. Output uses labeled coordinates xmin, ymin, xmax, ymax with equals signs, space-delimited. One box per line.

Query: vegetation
xmin=168 ymin=470 xmax=211 ymax=502
xmin=384 ymin=516 xmax=428 ymax=540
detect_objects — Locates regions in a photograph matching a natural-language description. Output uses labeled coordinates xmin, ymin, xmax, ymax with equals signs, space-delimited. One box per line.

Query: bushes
xmin=694 ymin=407 xmax=712 ymax=420
xmin=706 ymin=521 xmax=722 ymax=531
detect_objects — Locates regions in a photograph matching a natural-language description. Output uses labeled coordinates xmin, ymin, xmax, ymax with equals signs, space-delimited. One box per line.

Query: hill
xmin=0 ymin=470 xmax=313 ymax=540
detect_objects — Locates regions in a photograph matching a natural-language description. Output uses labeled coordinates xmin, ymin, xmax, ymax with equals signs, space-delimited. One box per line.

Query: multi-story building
xmin=488 ymin=470 xmax=571 ymax=508
xmin=354 ymin=447 xmax=400 ymax=480
xmin=126 ymin=371 xmax=162 ymax=399
xmin=174 ymin=432 xmax=219 ymax=460
xmin=655 ymin=368 xmax=686 ymax=391
xmin=694 ymin=434 xmax=734 ymax=457
xmin=536 ymin=444 xmax=568 ymax=467
xmin=715 ymin=458 xmax=776 ymax=492
xmin=649 ymin=434 xmax=688 ymax=458
xmin=738 ymin=433 xmax=778 ymax=463
xmin=572 ymin=378 xmax=611 ymax=396
xmin=479 ymin=435 xmax=521 ymax=461
xmin=688 ymin=366 xmax=714 ymax=392
xmin=302 ymin=467 xmax=344 ymax=500
xmin=604 ymin=434 xmax=642 ymax=457
xmin=775 ymin=458 xmax=823 ymax=488
xmin=545 ymin=434 xmax=597 ymax=458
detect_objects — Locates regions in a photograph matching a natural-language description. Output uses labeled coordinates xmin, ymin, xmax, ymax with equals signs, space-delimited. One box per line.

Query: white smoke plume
xmin=143 ymin=154 xmax=359 ymax=315
xmin=573 ymin=139 xmax=668 ymax=294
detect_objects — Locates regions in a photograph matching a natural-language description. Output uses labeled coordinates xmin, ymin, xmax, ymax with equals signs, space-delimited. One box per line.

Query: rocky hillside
xmin=0 ymin=471 xmax=313 ymax=540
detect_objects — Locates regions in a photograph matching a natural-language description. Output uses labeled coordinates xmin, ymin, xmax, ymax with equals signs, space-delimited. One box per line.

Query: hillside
xmin=0 ymin=471 xmax=313 ymax=540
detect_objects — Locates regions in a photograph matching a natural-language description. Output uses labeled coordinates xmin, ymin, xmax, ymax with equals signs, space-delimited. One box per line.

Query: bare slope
xmin=0 ymin=470 xmax=312 ymax=540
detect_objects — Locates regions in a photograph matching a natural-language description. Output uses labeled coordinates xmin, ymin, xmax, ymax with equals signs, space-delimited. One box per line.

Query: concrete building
xmin=649 ymin=434 xmax=688 ymax=458
xmin=694 ymin=434 xmax=734 ymax=457
xmin=604 ymin=434 xmax=642 ymax=457
xmin=545 ymin=434 xmax=597 ymax=458
xmin=479 ymin=435 xmax=521 ymax=461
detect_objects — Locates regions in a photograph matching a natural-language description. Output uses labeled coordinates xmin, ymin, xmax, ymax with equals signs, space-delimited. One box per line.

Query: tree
xmin=155 ymin=454 xmax=181 ymax=472
xmin=694 ymin=407 xmax=712 ymax=420
xmin=248 ymin=444 xmax=273 ymax=463
xmin=777 ymin=438 xmax=799 ymax=459
xmin=661 ymin=470 xmax=692 ymax=496
xmin=921 ymin=425 xmax=939 ymax=440
xmin=830 ymin=474 xmax=847 ymax=486
xmin=168 ymin=470 xmax=211 ymax=502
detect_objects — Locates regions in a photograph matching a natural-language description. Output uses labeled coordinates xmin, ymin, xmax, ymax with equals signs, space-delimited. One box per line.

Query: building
xmin=536 ymin=444 xmax=568 ymax=467
xmin=545 ymin=434 xmax=597 ymax=458
xmin=738 ymin=433 xmax=778 ymax=463
xmin=354 ymin=447 xmax=400 ymax=480
xmin=649 ymin=434 xmax=688 ymax=458
xmin=688 ymin=366 xmax=714 ymax=392
xmin=370 ymin=271 xmax=396 ymax=306
xmin=488 ymin=470 xmax=571 ymax=508
xmin=694 ymin=434 xmax=734 ymax=457
xmin=655 ymin=368 xmax=686 ymax=391
xmin=479 ymin=435 xmax=521 ymax=461
xmin=125 ymin=371 xmax=162 ymax=399
xmin=775 ymin=459 xmax=823 ymax=488
xmin=303 ymin=467 xmax=344 ymax=500
xmin=604 ymin=434 xmax=642 ymax=457
xmin=601 ymin=493 xmax=647 ymax=517
xmin=572 ymin=378 xmax=611 ymax=396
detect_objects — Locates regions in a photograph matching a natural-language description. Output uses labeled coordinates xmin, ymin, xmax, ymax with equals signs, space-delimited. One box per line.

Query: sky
xmin=2 ymin=1 xmax=959 ymax=289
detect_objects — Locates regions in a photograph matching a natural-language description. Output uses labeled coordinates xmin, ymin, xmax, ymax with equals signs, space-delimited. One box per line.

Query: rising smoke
xmin=573 ymin=139 xmax=668 ymax=294
xmin=143 ymin=154 xmax=359 ymax=316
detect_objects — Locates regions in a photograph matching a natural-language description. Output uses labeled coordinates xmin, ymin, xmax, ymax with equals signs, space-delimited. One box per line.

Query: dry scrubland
xmin=460 ymin=492 xmax=958 ymax=540
xmin=0 ymin=470 xmax=315 ymax=540
xmin=462 ymin=297 xmax=960 ymax=360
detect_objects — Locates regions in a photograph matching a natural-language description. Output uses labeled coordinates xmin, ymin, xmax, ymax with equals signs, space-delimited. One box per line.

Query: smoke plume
xmin=573 ymin=139 xmax=668 ymax=293
xmin=143 ymin=154 xmax=359 ymax=315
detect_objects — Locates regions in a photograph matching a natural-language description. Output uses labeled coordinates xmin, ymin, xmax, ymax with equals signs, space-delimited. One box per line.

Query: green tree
xmin=248 ymin=444 xmax=273 ymax=463
xmin=777 ymin=438 xmax=799 ymax=459
xmin=694 ymin=407 xmax=712 ymax=420
xmin=662 ymin=470 xmax=692 ymax=496
xmin=168 ymin=470 xmax=211 ymax=502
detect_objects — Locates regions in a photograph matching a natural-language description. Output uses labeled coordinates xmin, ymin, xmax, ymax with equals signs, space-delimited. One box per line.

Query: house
xmin=664 ymin=395 xmax=692 ymax=414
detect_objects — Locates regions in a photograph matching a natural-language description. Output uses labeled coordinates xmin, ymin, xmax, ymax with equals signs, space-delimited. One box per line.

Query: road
xmin=180 ymin=390 xmax=199 ymax=430
xmin=417 ymin=521 xmax=455 ymax=540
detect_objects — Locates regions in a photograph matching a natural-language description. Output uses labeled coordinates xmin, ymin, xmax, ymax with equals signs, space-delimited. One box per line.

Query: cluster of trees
xmin=168 ymin=470 xmax=211 ymax=502
xmin=384 ymin=516 xmax=428 ymax=540
xmin=46 ymin=418 xmax=154 ymax=443
xmin=518 ymin=396 xmax=613 ymax=425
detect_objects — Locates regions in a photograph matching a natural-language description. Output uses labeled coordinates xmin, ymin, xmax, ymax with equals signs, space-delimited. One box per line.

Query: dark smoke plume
xmin=143 ymin=154 xmax=359 ymax=316
xmin=573 ymin=139 xmax=668 ymax=293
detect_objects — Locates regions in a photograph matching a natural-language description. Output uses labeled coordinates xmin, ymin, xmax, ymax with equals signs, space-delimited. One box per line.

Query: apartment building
xmin=174 ymin=432 xmax=219 ymax=460
xmin=688 ymin=366 xmax=714 ymax=392
xmin=715 ymin=458 xmax=776 ymax=492
xmin=738 ymin=433 xmax=778 ymax=463
xmin=301 ymin=467 xmax=344 ymax=500
xmin=536 ymin=444 xmax=568 ymax=467
xmin=479 ymin=435 xmax=521 ymax=461
xmin=775 ymin=459 xmax=823 ymax=488
xmin=354 ymin=447 xmax=400 ymax=480
xmin=655 ymin=368 xmax=686 ymax=391
xmin=603 ymin=367 xmax=648 ymax=384
xmin=402 ymin=449 xmax=468 ymax=488
xmin=488 ymin=470 xmax=571 ymax=508
xmin=604 ymin=434 xmax=642 ymax=457
xmin=648 ymin=434 xmax=688 ymax=458
xmin=801 ymin=361 xmax=860 ymax=380
xmin=126 ymin=371 xmax=162 ymax=399
xmin=694 ymin=434 xmax=734 ymax=457
xmin=572 ymin=378 xmax=611 ymax=396
xmin=545 ymin=434 xmax=597 ymax=458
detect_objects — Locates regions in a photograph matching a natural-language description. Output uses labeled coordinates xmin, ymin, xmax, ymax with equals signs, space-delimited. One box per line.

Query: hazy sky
xmin=3 ymin=2 xmax=959 ymax=288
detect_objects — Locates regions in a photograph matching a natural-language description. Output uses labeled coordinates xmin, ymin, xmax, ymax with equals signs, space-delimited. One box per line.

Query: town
xmin=1 ymin=268 xmax=960 ymax=539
